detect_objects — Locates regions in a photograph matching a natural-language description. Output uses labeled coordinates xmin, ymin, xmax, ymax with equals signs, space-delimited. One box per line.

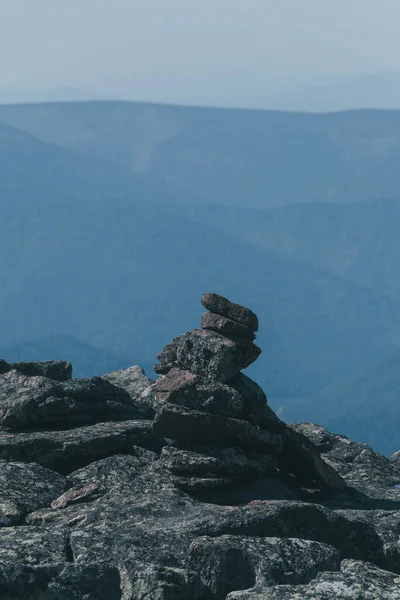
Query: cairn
xmin=153 ymin=293 xmax=346 ymax=495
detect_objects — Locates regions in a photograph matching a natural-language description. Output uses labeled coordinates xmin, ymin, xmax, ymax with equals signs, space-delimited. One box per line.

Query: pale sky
xmin=1 ymin=0 xmax=400 ymax=104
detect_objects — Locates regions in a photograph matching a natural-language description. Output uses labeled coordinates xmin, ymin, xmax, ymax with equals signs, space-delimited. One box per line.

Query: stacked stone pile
xmin=152 ymin=292 xmax=345 ymax=494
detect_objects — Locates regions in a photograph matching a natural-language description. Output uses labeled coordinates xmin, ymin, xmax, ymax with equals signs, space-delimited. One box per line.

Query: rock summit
xmin=0 ymin=293 xmax=400 ymax=599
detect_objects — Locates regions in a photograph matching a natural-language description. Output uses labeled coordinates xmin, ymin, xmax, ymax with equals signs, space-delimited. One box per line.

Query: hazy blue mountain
xmin=0 ymin=120 xmax=207 ymax=206
xmin=284 ymin=350 xmax=400 ymax=456
xmin=2 ymin=102 xmax=400 ymax=208
xmin=177 ymin=198 xmax=400 ymax=301
xmin=0 ymin=120 xmax=138 ymax=203
xmin=263 ymin=71 xmax=400 ymax=113
xmin=0 ymin=335 xmax=153 ymax=379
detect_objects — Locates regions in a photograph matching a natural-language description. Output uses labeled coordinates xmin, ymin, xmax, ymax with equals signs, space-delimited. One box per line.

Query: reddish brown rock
xmin=154 ymin=368 xmax=244 ymax=418
xmin=201 ymin=312 xmax=256 ymax=341
xmin=201 ymin=292 xmax=259 ymax=331
xmin=51 ymin=482 xmax=100 ymax=509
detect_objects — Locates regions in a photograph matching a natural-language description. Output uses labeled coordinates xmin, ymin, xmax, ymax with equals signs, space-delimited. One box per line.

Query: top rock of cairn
xmin=201 ymin=291 xmax=259 ymax=332
xmin=153 ymin=293 xmax=346 ymax=497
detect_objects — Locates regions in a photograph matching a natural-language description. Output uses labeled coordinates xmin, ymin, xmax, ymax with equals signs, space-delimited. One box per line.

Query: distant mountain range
xmin=1 ymin=100 xmax=400 ymax=455
xmin=286 ymin=350 xmax=400 ymax=457
xmin=263 ymin=72 xmax=400 ymax=113
xmin=3 ymin=71 xmax=400 ymax=112
xmin=178 ymin=198 xmax=400 ymax=300
xmin=2 ymin=101 xmax=400 ymax=208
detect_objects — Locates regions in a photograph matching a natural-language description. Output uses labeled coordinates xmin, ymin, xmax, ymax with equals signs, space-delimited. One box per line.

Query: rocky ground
xmin=1 ymin=293 xmax=400 ymax=599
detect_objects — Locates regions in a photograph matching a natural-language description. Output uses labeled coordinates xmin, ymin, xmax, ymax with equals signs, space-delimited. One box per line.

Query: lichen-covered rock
xmin=0 ymin=526 xmax=71 ymax=565
xmin=158 ymin=444 xmax=276 ymax=477
xmin=201 ymin=292 xmax=259 ymax=331
xmin=226 ymin=559 xmax=400 ymax=599
xmin=229 ymin=373 xmax=283 ymax=428
xmin=391 ymin=450 xmax=400 ymax=472
xmin=277 ymin=425 xmax=347 ymax=491
xmin=155 ymin=368 xmax=245 ymax=418
xmin=0 ymin=460 xmax=68 ymax=525
xmin=10 ymin=360 xmax=73 ymax=382
xmin=153 ymin=403 xmax=284 ymax=451
xmin=0 ymin=420 xmax=160 ymax=473
xmin=121 ymin=562 xmax=211 ymax=600
xmin=0 ymin=371 xmax=150 ymax=430
xmin=66 ymin=451 xmax=158 ymax=492
xmin=102 ymin=365 xmax=154 ymax=405
xmin=156 ymin=330 xmax=261 ymax=382
xmin=292 ymin=422 xmax=400 ymax=498
xmin=188 ymin=535 xmax=340 ymax=597
xmin=201 ymin=312 xmax=256 ymax=341
xmin=0 ymin=561 xmax=121 ymax=600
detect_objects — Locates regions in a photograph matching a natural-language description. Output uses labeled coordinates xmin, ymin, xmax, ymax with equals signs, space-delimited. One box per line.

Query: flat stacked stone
xmin=201 ymin=292 xmax=259 ymax=331
xmin=200 ymin=292 xmax=258 ymax=342
xmin=153 ymin=293 xmax=345 ymax=493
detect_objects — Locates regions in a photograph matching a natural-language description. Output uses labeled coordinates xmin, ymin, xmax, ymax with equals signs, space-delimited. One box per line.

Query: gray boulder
xmin=103 ymin=365 xmax=154 ymax=401
xmin=153 ymin=403 xmax=284 ymax=451
xmin=292 ymin=422 xmax=400 ymax=498
xmin=0 ymin=560 xmax=121 ymax=600
xmin=0 ymin=420 xmax=160 ymax=473
xmin=0 ymin=370 xmax=151 ymax=430
xmin=156 ymin=329 xmax=261 ymax=382
xmin=122 ymin=562 xmax=210 ymax=600
xmin=11 ymin=360 xmax=72 ymax=382
xmin=158 ymin=445 xmax=276 ymax=477
xmin=226 ymin=559 xmax=400 ymax=599
xmin=188 ymin=535 xmax=340 ymax=597
xmin=155 ymin=368 xmax=245 ymax=418
xmin=0 ymin=460 xmax=68 ymax=526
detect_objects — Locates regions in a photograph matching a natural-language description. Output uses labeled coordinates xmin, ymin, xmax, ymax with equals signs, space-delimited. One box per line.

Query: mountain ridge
xmin=3 ymin=101 xmax=400 ymax=207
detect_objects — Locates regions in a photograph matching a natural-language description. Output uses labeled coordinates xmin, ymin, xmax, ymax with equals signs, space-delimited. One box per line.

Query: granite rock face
xmin=0 ymin=293 xmax=399 ymax=599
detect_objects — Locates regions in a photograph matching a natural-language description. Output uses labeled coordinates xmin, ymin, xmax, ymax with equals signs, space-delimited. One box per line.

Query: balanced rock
xmin=156 ymin=329 xmax=261 ymax=382
xmin=153 ymin=294 xmax=345 ymax=495
xmin=201 ymin=312 xmax=256 ymax=341
xmin=201 ymin=292 xmax=259 ymax=331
